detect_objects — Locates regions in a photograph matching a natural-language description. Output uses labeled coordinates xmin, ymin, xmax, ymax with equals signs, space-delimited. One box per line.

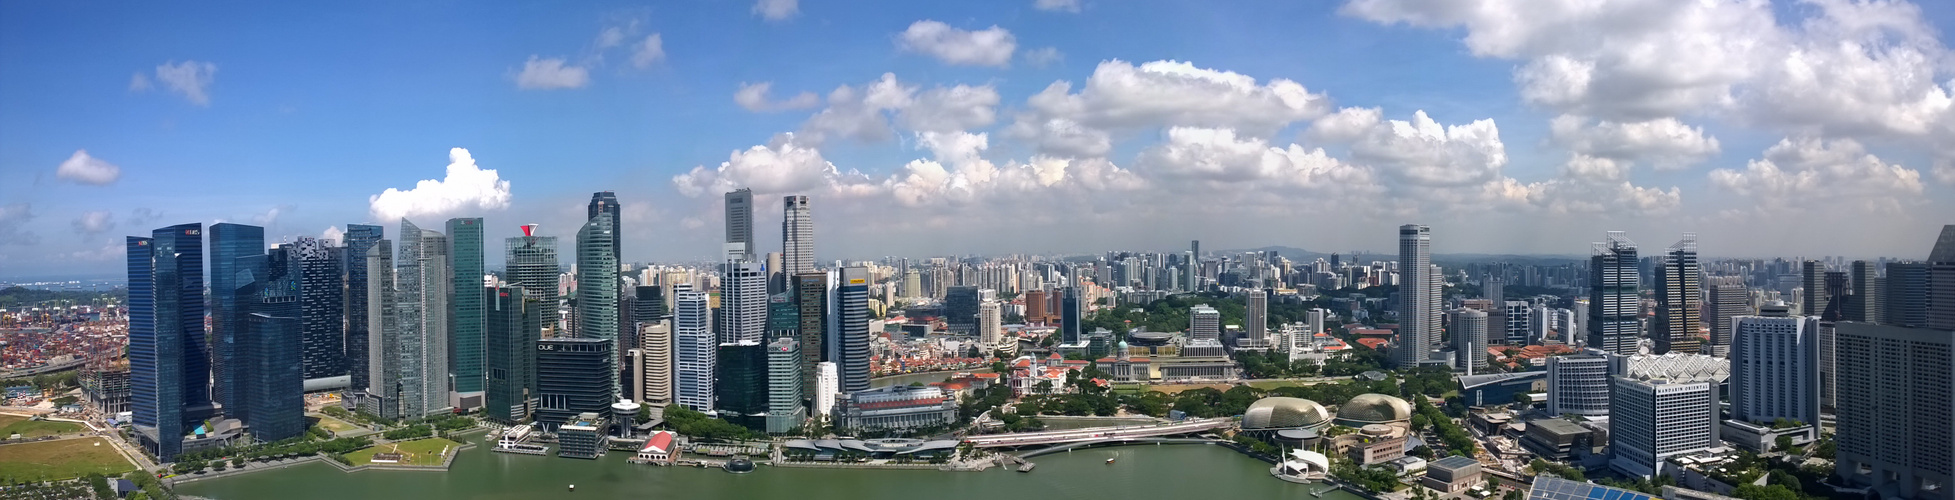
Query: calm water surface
xmin=177 ymin=439 xmax=1360 ymax=500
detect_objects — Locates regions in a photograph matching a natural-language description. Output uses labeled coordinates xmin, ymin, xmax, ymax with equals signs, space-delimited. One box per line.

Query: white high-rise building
xmin=1609 ymin=376 xmax=1718 ymax=479
xmin=1729 ymin=305 xmax=1820 ymax=434
xmin=978 ymin=300 xmax=1002 ymax=347
xmin=781 ymin=195 xmax=814 ymax=276
xmin=814 ymin=362 xmax=839 ymax=418
xmin=1450 ymin=308 xmax=1489 ymax=372
xmin=1307 ymin=308 xmax=1325 ymax=337
xmin=1396 ymin=224 xmax=1435 ymax=368
xmin=719 ymin=243 xmax=767 ymax=344
xmin=1547 ymin=349 xmax=1612 ymax=417
xmin=673 ymin=290 xmax=714 ymax=411
xmin=636 ymin=320 xmax=672 ymax=407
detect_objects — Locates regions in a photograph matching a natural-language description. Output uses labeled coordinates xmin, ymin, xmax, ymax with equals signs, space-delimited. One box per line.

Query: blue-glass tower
xmin=208 ymin=223 xmax=264 ymax=413
xmin=129 ymin=223 xmax=210 ymax=460
xmin=342 ymin=224 xmax=384 ymax=392
xmin=447 ymin=217 xmax=486 ymax=408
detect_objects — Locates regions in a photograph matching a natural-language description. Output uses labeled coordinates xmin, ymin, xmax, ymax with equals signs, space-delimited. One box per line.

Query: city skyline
xmin=8 ymin=2 xmax=1955 ymax=277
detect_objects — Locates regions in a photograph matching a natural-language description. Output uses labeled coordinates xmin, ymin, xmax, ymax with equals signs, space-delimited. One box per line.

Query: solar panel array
xmin=1526 ymin=477 xmax=1654 ymax=500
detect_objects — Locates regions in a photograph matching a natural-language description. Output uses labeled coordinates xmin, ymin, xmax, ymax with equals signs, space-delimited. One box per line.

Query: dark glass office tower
xmin=945 ymin=286 xmax=978 ymax=334
xmin=506 ymin=225 xmax=559 ymax=337
xmin=790 ymin=272 xmax=827 ymax=404
xmin=288 ymin=237 xmax=345 ymax=386
xmin=715 ymin=340 xmax=767 ymax=431
xmin=342 ymin=224 xmax=383 ymax=392
xmin=129 ymin=223 xmax=209 ymax=460
xmin=208 ymin=223 xmax=264 ymax=412
xmin=447 ymin=217 xmax=485 ymax=408
xmin=837 ymin=267 xmax=871 ymax=393
xmin=1847 ymin=261 xmax=1882 ymax=324
xmin=1588 ymin=232 xmax=1640 ymax=356
xmin=1883 ymin=262 xmax=1930 ymax=328
xmin=237 ymin=249 xmax=305 ymax=443
xmin=535 ymin=337 xmax=614 ymax=431
xmin=484 ymin=284 xmax=538 ymax=424
xmin=586 ymin=192 xmax=620 ymax=266
xmin=633 ymin=286 xmax=665 ymax=321
xmin=1061 ymin=286 xmax=1082 ymax=345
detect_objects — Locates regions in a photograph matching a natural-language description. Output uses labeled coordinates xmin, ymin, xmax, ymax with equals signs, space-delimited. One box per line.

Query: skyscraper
xmin=1653 ymin=234 xmax=1703 ymax=355
xmin=127 ymin=223 xmax=212 ymax=460
xmin=362 ymin=240 xmax=399 ymax=419
xmin=207 ymin=223 xmax=263 ymax=413
xmin=484 ymin=284 xmax=537 ymax=424
xmin=1729 ymin=304 xmax=1819 ymax=441
xmin=446 ymin=217 xmax=485 ymax=409
xmin=1848 ymin=260 xmax=1883 ymax=324
xmin=791 ymin=272 xmax=827 ymax=403
xmin=1802 ymin=260 xmax=1829 ymax=317
xmin=837 ymin=266 xmax=872 ymax=393
xmin=1396 ymin=224 xmax=1434 ymax=368
xmin=576 ymin=213 xmax=620 ymax=396
xmin=719 ymin=244 xmax=767 ymax=344
xmin=1706 ymin=276 xmax=1749 ymax=357
xmin=284 ymin=238 xmax=346 ymax=392
xmin=782 ymin=195 xmax=814 ymax=277
xmin=1060 ymin=286 xmax=1082 ymax=345
xmin=1588 ymin=231 xmax=1640 ymax=356
xmin=342 ymin=224 xmax=384 ymax=392
xmin=394 ymin=220 xmax=451 ymax=418
xmin=506 ymin=224 xmax=559 ymax=337
xmin=1832 ymin=322 xmax=1955 ymax=499
xmin=978 ymin=299 xmax=1003 ymax=349
xmin=236 ymin=247 xmax=305 ymax=443
xmin=1931 ymin=225 xmax=1955 ymax=332
xmin=535 ymin=337 xmax=614 ymax=431
xmin=766 ymin=336 xmax=805 ymax=434
xmin=725 ymin=188 xmax=755 ymax=262
xmin=1884 ymin=262 xmax=1931 ymax=329
xmin=1245 ymin=289 xmax=1268 ymax=349
xmin=716 ymin=340 xmax=767 ymax=430
xmin=945 ymin=286 xmax=979 ymax=334
xmin=1450 ymin=308 xmax=1488 ymax=372
xmin=636 ymin=320 xmax=672 ymax=408
xmin=673 ymin=289 xmax=715 ymax=411
xmin=586 ymin=192 xmax=620 ymax=264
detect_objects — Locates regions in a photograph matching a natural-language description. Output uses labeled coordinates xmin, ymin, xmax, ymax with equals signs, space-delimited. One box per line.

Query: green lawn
xmin=0 ymin=438 xmax=136 ymax=481
xmin=310 ymin=415 xmax=363 ymax=436
xmin=345 ymin=438 xmax=460 ymax=467
xmin=0 ymin=415 xmax=85 ymax=438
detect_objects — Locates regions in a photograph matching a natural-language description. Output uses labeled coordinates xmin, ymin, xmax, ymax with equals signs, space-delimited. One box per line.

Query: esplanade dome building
xmin=1334 ymin=393 xmax=1413 ymax=427
xmin=1242 ymin=397 xmax=1332 ymax=431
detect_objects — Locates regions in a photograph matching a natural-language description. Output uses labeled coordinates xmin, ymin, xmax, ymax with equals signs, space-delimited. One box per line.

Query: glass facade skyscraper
xmin=342 ymin=224 xmax=384 ymax=392
xmin=237 ymin=248 xmax=305 ymax=443
xmin=535 ymin=337 xmax=614 ymax=431
xmin=506 ymin=225 xmax=559 ymax=337
xmin=781 ymin=195 xmax=813 ymax=276
xmin=361 ymin=239 xmax=400 ymax=420
xmin=484 ymin=284 xmax=538 ymax=424
xmin=208 ymin=223 xmax=263 ymax=412
xmin=394 ymin=220 xmax=450 ymax=418
xmin=447 ymin=217 xmax=485 ymax=408
xmin=576 ymin=213 xmax=619 ymax=397
xmin=1588 ymin=231 xmax=1641 ymax=356
xmin=674 ymin=289 xmax=715 ymax=411
xmin=790 ymin=272 xmax=827 ymax=401
xmin=725 ymin=188 xmax=754 ymax=261
xmin=128 ymin=223 xmax=210 ymax=460
xmin=837 ymin=266 xmax=872 ymax=393
xmin=716 ymin=341 xmax=767 ymax=430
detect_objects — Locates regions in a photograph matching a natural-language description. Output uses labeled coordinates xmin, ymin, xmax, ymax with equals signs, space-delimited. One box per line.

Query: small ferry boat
xmin=1105 ymin=458 xmax=1116 ymax=464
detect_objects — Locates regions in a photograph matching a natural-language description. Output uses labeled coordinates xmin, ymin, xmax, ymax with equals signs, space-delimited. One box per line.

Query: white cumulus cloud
xmin=515 ymin=56 xmax=590 ymax=90
xmin=1709 ymin=137 xmax=1924 ymax=213
xmin=149 ymin=60 xmax=218 ymax=106
xmin=734 ymin=82 xmax=820 ymax=112
xmin=321 ymin=225 xmax=345 ymax=246
xmin=1034 ymin=0 xmax=1081 ymax=13
xmin=897 ymin=20 xmax=1017 ymax=68
xmin=56 ymin=150 xmax=122 ymax=185
xmin=631 ymin=34 xmax=665 ymax=68
xmin=1016 ymin=60 xmax=1332 ymax=139
xmin=1549 ymin=115 xmax=1721 ymax=170
xmin=754 ymin=0 xmax=798 ymax=21
xmin=369 ymin=148 xmax=514 ymax=222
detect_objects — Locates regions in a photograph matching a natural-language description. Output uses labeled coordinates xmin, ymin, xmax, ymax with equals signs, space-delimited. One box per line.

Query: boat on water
xmin=567 ymin=484 xmax=575 ymax=492
xmin=1105 ymin=458 xmax=1116 ymax=464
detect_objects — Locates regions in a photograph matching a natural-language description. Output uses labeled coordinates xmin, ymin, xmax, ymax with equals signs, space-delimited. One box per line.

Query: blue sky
xmin=4 ymin=0 xmax=1955 ymax=278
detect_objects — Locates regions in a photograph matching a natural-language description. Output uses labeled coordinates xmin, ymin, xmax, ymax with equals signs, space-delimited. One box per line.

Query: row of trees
xmin=662 ymin=405 xmax=762 ymax=441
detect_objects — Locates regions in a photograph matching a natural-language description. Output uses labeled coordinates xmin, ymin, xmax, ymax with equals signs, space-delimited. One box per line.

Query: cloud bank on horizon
xmin=3 ymin=0 xmax=1955 ymax=276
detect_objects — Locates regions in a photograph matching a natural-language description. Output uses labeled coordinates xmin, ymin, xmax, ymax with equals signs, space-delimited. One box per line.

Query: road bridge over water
xmin=962 ymin=418 xmax=1233 ymax=449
